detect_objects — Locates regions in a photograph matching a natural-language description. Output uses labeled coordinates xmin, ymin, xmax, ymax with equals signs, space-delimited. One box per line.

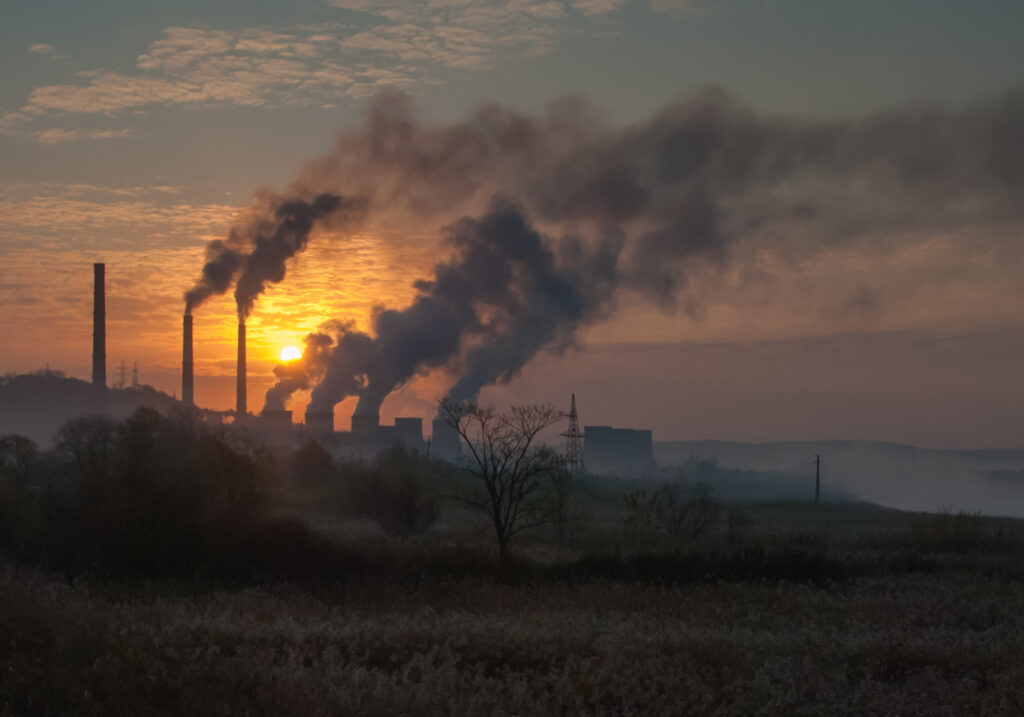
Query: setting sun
xmin=280 ymin=346 xmax=302 ymax=362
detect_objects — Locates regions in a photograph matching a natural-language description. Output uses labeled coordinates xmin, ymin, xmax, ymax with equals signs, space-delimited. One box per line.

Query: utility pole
xmin=814 ymin=454 xmax=821 ymax=503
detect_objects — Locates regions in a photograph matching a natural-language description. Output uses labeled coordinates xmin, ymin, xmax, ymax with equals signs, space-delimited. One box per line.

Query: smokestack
xmin=182 ymin=313 xmax=194 ymax=406
xmin=236 ymin=321 xmax=247 ymax=419
xmin=92 ymin=263 xmax=106 ymax=390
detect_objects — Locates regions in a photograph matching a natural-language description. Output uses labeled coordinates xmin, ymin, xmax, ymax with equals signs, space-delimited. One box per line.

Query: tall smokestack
xmin=236 ymin=321 xmax=247 ymax=419
xmin=182 ymin=313 xmax=194 ymax=406
xmin=92 ymin=263 xmax=106 ymax=391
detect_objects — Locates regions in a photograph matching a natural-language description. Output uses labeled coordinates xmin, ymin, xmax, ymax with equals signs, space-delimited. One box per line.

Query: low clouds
xmin=27 ymin=43 xmax=56 ymax=55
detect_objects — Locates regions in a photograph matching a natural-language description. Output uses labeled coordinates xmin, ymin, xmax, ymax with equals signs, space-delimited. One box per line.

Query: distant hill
xmin=656 ymin=440 xmax=1024 ymax=517
xmin=0 ymin=372 xmax=185 ymax=445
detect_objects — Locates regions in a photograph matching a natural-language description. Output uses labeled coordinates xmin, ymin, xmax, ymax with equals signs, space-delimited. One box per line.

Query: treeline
xmin=0 ymin=407 xmax=447 ymax=580
xmin=0 ymin=408 xmax=293 ymax=578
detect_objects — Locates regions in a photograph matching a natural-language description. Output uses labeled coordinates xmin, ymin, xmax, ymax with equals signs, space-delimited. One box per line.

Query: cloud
xmin=34 ymin=128 xmax=133 ymax=144
xmin=571 ymin=0 xmax=626 ymax=15
xmin=11 ymin=0 xmax=702 ymax=124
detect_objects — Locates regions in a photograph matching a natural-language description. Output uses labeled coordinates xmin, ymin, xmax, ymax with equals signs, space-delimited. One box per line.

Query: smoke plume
xmin=184 ymin=192 xmax=366 ymax=316
xmin=262 ymin=85 xmax=1024 ymax=414
xmin=263 ymin=332 xmax=335 ymax=411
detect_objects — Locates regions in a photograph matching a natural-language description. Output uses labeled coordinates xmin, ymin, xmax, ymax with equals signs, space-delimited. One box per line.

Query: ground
xmin=3 ymin=501 xmax=1024 ymax=715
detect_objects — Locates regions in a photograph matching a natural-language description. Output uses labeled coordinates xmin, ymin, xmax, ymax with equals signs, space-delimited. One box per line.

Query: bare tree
xmin=438 ymin=400 xmax=564 ymax=559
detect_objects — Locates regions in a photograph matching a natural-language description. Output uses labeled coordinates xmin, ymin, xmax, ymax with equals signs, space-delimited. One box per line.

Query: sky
xmin=1 ymin=0 xmax=1023 ymax=448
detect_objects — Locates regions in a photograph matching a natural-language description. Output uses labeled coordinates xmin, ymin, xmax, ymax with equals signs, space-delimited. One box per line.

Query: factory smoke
xmin=263 ymin=332 xmax=334 ymax=411
xmin=252 ymin=85 xmax=1024 ymax=415
xmin=183 ymin=191 xmax=365 ymax=317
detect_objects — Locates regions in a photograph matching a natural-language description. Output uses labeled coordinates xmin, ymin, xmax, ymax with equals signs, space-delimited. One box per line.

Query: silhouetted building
xmin=584 ymin=425 xmax=656 ymax=476
xmin=431 ymin=417 xmax=461 ymax=462
xmin=305 ymin=410 xmax=334 ymax=437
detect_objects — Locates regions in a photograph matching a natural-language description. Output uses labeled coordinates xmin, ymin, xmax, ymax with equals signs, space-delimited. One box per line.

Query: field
xmin=4 ymin=499 xmax=1024 ymax=716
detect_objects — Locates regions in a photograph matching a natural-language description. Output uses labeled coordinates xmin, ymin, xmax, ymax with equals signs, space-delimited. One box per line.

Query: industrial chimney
xmin=92 ymin=263 xmax=106 ymax=391
xmin=236 ymin=321 xmax=247 ymax=420
xmin=182 ymin=313 xmax=194 ymax=406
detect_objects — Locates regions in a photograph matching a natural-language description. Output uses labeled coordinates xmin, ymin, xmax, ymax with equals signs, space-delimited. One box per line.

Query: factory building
xmin=583 ymin=425 xmax=656 ymax=476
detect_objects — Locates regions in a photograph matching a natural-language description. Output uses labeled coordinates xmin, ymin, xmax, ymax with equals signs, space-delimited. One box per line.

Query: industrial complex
xmin=85 ymin=263 xmax=656 ymax=474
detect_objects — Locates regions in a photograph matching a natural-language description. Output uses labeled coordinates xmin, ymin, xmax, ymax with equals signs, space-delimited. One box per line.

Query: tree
xmin=438 ymin=400 xmax=564 ymax=559
xmin=658 ymin=480 xmax=722 ymax=540
xmin=350 ymin=445 xmax=439 ymax=537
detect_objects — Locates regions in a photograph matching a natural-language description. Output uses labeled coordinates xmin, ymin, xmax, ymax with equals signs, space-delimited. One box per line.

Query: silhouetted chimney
xmin=92 ymin=263 xmax=106 ymax=390
xmin=182 ymin=313 xmax=194 ymax=406
xmin=236 ymin=321 xmax=246 ymax=419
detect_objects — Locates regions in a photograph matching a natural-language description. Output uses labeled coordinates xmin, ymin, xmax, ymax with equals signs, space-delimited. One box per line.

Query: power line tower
xmin=131 ymin=361 xmax=139 ymax=389
xmin=562 ymin=393 xmax=584 ymax=475
xmin=115 ymin=360 xmax=128 ymax=390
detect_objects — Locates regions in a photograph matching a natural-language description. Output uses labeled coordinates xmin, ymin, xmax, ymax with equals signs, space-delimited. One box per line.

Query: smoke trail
xmin=303 ymin=196 xmax=624 ymax=414
xmin=266 ymin=85 xmax=1024 ymax=412
xmin=183 ymin=192 xmax=366 ymax=315
xmin=235 ymin=193 xmax=365 ymax=319
xmin=263 ymin=332 xmax=335 ymax=411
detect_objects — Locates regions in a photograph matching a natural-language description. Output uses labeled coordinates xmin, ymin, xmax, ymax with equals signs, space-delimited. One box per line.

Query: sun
xmin=280 ymin=346 xmax=302 ymax=362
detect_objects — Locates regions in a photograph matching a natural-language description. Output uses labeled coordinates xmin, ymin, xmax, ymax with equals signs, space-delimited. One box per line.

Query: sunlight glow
xmin=280 ymin=345 xmax=302 ymax=362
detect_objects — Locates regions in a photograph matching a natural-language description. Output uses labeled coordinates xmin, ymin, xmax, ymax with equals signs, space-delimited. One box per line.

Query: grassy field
xmin=4 ymin=498 xmax=1024 ymax=715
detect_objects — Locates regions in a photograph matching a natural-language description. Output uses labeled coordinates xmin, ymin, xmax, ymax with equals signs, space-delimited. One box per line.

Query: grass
xmin=3 ymin=497 xmax=1024 ymax=715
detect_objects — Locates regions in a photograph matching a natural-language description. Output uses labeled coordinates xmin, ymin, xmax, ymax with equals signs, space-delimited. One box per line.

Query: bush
xmin=350 ymin=445 xmax=439 ymax=537
xmin=658 ymin=480 xmax=723 ymax=540
xmin=909 ymin=507 xmax=1016 ymax=553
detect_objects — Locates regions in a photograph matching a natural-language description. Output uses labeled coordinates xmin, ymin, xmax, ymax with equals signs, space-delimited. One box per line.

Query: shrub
xmin=350 ymin=445 xmax=439 ymax=537
xmin=658 ymin=480 xmax=723 ymax=540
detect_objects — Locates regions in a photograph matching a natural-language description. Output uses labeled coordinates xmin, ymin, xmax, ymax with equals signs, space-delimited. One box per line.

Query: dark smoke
xmin=265 ymin=85 xmax=1024 ymax=414
xmin=295 ymin=197 xmax=623 ymax=415
xmin=184 ymin=192 xmax=366 ymax=316
xmin=263 ymin=332 xmax=335 ymax=412
xmin=235 ymin=193 xmax=365 ymax=319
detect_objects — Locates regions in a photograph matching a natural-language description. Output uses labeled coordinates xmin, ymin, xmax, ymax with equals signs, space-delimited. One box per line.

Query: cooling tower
xmin=261 ymin=409 xmax=292 ymax=431
xmin=431 ymin=417 xmax=461 ymax=461
xmin=236 ymin=321 xmax=247 ymax=419
xmin=92 ymin=263 xmax=106 ymax=390
xmin=182 ymin=313 xmax=194 ymax=406
xmin=351 ymin=413 xmax=379 ymax=434
xmin=394 ymin=417 xmax=424 ymax=445
xmin=305 ymin=410 xmax=335 ymax=436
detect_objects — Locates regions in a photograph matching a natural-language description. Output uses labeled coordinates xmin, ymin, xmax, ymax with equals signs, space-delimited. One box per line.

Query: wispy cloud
xmin=34 ymin=128 xmax=133 ymax=144
xmin=5 ymin=0 xmax=697 ymax=128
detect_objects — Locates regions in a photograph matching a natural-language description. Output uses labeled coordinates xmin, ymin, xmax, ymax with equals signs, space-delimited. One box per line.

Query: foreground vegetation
xmin=3 ymin=408 xmax=1024 ymax=714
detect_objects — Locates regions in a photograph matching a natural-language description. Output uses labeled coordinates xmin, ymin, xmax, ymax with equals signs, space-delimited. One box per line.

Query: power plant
xmin=173 ymin=263 xmax=654 ymax=472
